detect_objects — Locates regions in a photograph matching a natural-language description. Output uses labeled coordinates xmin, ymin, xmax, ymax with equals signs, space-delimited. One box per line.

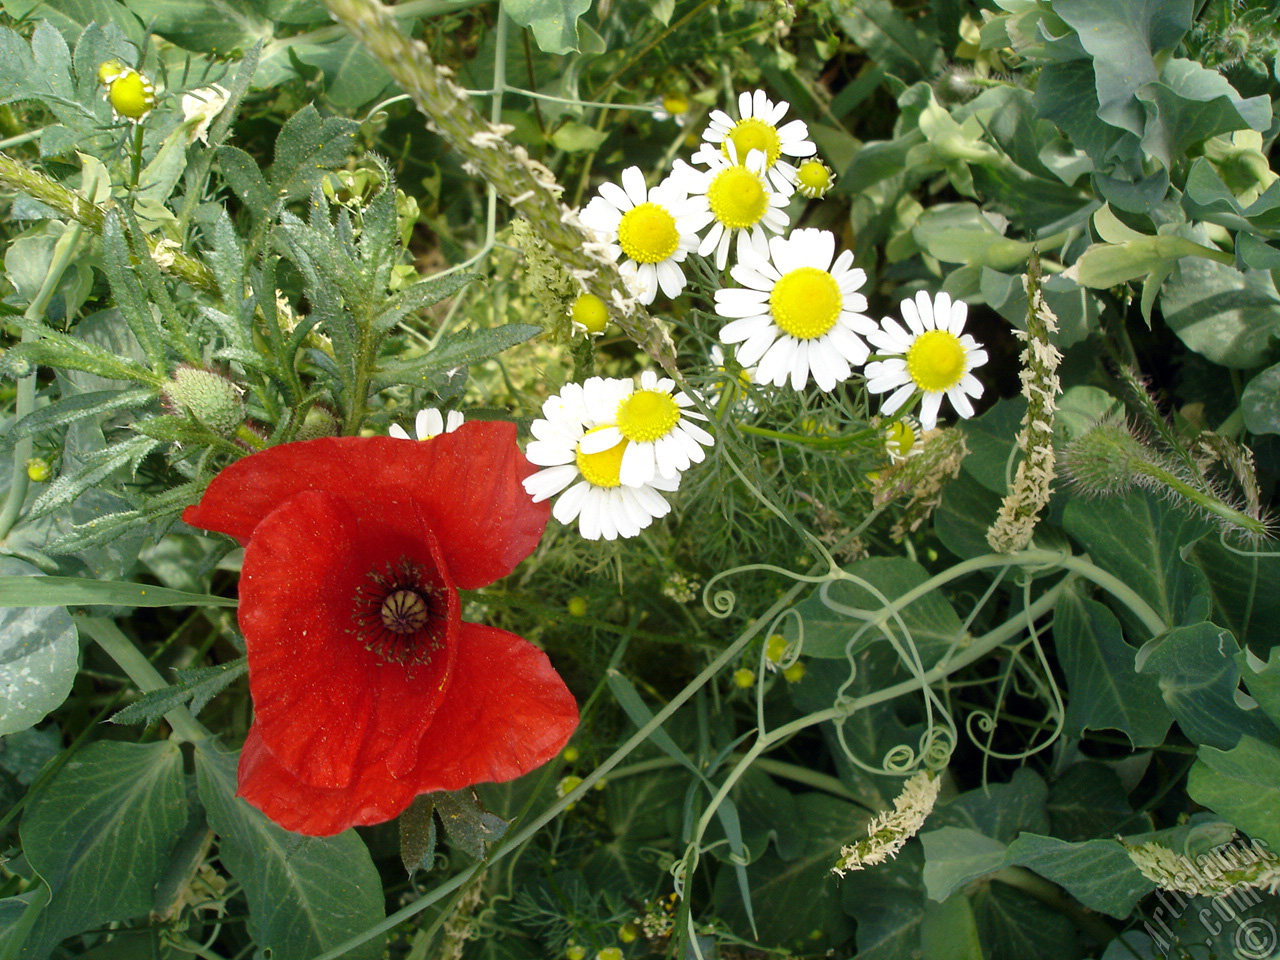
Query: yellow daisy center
xmin=797 ymin=160 xmax=832 ymax=194
xmin=907 ymin=329 xmax=968 ymax=392
xmin=706 ymin=166 xmax=769 ymax=230
xmin=724 ymin=118 xmax=783 ymax=167
xmin=769 ymin=267 xmax=842 ymax=339
xmin=576 ymin=427 xmax=627 ymax=488
xmin=108 ymin=70 xmax=155 ymax=120
xmin=617 ymin=202 xmax=679 ymax=264
xmin=571 ymin=293 xmax=608 ymax=334
xmin=661 ymin=93 xmax=689 ymax=115
xmin=616 ymin=389 xmax=680 ymax=442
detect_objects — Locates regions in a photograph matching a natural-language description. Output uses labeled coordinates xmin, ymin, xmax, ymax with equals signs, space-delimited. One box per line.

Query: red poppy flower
xmin=182 ymin=421 xmax=578 ymax=836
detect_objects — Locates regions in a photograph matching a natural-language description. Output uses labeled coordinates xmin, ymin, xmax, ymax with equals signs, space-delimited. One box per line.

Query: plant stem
xmin=78 ymin=616 xmax=209 ymax=743
xmin=0 ymin=151 xmax=217 ymax=293
xmin=0 ymin=218 xmax=87 ymax=541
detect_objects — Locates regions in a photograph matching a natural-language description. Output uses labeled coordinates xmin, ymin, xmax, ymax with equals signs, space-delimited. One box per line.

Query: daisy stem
xmin=77 ymin=616 xmax=209 ymax=743
xmin=129 ymin=121 xmax=144 ymax=190
xmin=738 ymin=423 xmax=880 ymax=449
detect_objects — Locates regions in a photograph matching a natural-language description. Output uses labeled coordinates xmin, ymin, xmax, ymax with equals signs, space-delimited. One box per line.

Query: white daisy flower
xmin=578 ymin=370 xmax=714 ymax=486
xmin=389 ymin=407 xmax=464 ymax=441
xmin=884 ymin=416 xmax=924 ymax=462
xmin=579 ymin=167 xmax=700 ymax=305
xmin=675 ymin=142 xmax=791 ymax=272
xmin=653 ymin=92 xmax=691 ymax=127
xmin=523 ymin=379 xmax=679 ymax=541
xmin=698 ymin=88 xmax=817 ymax=194
xmin=864 ymin=291 xmax=989 ymax=431
xmin=714 ymin=228 xmax=876 ymax=392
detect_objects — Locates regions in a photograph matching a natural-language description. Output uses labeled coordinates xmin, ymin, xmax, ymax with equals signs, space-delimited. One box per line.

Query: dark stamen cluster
xmin=350 ymin=557 xmax=447 ymax=665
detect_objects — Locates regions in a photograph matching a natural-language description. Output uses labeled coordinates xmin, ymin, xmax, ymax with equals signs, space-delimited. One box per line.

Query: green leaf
xmin=1035 ymin=60 xmax=1138 ymax=170
xmin=831 ymin=0 xmax=941 ymax=83
xmin=216 ymin=145 xmax=274 ymax=213
xmin=841 ymin=845 xmax=926 ymax=960
xmin=270 ymin=104 xmax=361 ymax=200
xmin=28 ymin=435 xmax=163 ymax=520
xmin=100 ymin=215 xmax=166 ymax=371
xmin=794 ymin=558 xmax=963 ymax=669
xmin=0 ymin=559 xmax=78 ymax=737
xmin=1068 ymin=234 xmax=1228 ymax=288
xmin=1061 ymin=489 xmax=1212 ymax=639
xmin=433 ymin=790 xmax=509 ymax=860
xmin=1185 ymin=528 xmax=1280 ymax=648
xmin=1052 ymin=0 xmax=1193 ymax=138
xmin=1242 ymin=362 xmax=1280 ymax=435
xmin=1047 ymin=762 xmax=1142 ymax=840
xmin=1138 ymin=622 xmax=1278 ymax=750
xmin=374 ymin=272 xmax=481 ymax=334
xmin=194 ymin=741 xmax=385 ymax=960
xmin=1159 ymin=254 xmax=1280 ymax=369
xmin=503 ymin=0 xmax=592 ymax=55
xmin=20 ymin=740 xmax=188 ymax=957
xmin=550 ymin=121 xmax=608 ymax=153
xmin=1135 ymin=58 xmax=1270 ymax=170
xmin=398 ymin=795 xmax=438 ymax=876
xmin=121 ymin=0 xmax=269 ymax=54
xmin=1188 ymin=736 xmax=1280 ymax=852
xmin=1054 ymin=589 xmax=1172 ymax=748
xmin=1239 ymin=646 xmax=1280 ymax=728
xmin=0 ymin=575 xmax=237 ymax=609
xmin=289 ymin=36 xmax=391 ymax=109
xmin=969 ymin=879 xmax=1078 ymax=960
xmin=712 ymin=793 xmax=856 ymax=948
xmin=110 ymin=658 xmax=247 ymax=725
xmin=2 ymin=388 xmax=157 ymax=449
xmin=1004 ymin=835 xmax=1152 ymax=918
xmin=911 ymin=203 xmax=1038 ymax=270
xmin=933 ymin=471 xmax=1004 ymax=561
xmin=372 ymin=323 xmax=541 ymax=392
xmin=920 ymin=893 xmax=984 ymax=960
xmin=921 ymin=826 xmax=1007 ymax=901
xmin=930 ymin=768 xmax=1050 ymax=844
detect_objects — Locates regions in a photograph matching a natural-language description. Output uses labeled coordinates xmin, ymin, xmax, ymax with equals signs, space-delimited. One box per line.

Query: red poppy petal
xmin=403 ymin=622 xmax=578 ymax=791
xmin=238 ymin=725 xmax=418 ymax=836
xmin=239 ymin=489 xmax=458 ymax=789
xmin=181 ymin=422 xmax=548 ymax=588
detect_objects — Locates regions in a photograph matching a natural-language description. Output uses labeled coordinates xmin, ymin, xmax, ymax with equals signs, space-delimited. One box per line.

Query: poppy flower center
xmin=724 ymin=118 xmax=783 ymax=167
xmin=618 ymin=202 xmax=680 ymax=264
xmin=351 ymin=558 xmax=448 ymax=665
xmin=907 ymin=329 xmax=968 ymax=392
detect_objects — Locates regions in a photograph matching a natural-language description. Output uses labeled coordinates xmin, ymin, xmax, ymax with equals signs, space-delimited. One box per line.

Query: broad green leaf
xmin=1242 ymin=362 xmax=1280 ymax=435
xmin=1047 ymin=762 xmax=1142 ymax=841
xmin=1138 ymin=623 xmax=1277 ymax=750
xmin=1061 ymin=489 xmax=1212 ymax=640
xmin=1160 ymin=254 xmax=1280 ymax=369
xmin=0 ymin=575 xmax=234 ymax=609
xmin=1239 ymin=646 xmax=1280 ymax=728
xmin=1135 ymin=59 xmax=1270 ymax=170
xmin=933 ymin=471 xmax=1004 ymax=561
xmin=0 ymin=559 xmax=77 ymax=737
xmin=930 ymin=768 xmax=1050 ymax=844
xmin=911 ymin=203 xmax=1038 ymax=270
xmin=3 ymin=0 xmax=144 ymax=44
xmin=1188 ymin=736 xmax=1280 ymax=852
xmin=969 ymin=879 xmax=1078 ymax=960
xmin=216 ymin=145 xmax=274 ymax=212
xmin=579 ymin=769 xmax=686 ymax=895
xmin=831 ymin=0 xmax=941 ymax=82
xmin=550 ymin=121 xmax=608 ymax=153
xmin=1185 ymin=532 xmax=1280 ymax=648
xmin=122 ymin=0 xmax=268 ymax=54
xmin=793 ymin=558 xmax=963 ymax=669
xmin=289 ymin=37 xmax=391 ymax=109
xmin=920 ymin=894 xmax=983 ymax=960
xmin=1035 ymin=60 xmax=1138 ymax=169
xmin=194 ymin=742 xmax=385 ymax=960
xmin=920 ymin=826 xmax=1007 ymax=901
xmin=503 ymin=0 xmax=592 ymax=54
xmin=1055 ymin=589 xmax=1172 ymax=748
xmin=1005 ymin=835 xmax=1152 ymax=918
xmin=399 ymin=795 xmax=437 ymax=876
xmin=1052 ymin=0 xmax=1193 ymax=137
xmin=712 ymin=793 xmax=857 ymax=949
xmin=841 ymin=845 xmax=926 ymax=960
xmin=433 ymin=790 xmax=509 ymax=860
xmin=20 ymin=740 xmax=187 ymax=957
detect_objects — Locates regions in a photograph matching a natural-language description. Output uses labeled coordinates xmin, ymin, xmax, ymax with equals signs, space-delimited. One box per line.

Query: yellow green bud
xmin=795 ymin=159 xmax=835 ymax=199
xmin=165 ymin=366 xmax=245 ymax=437
xmin=567 ymin=596 xmax=588 ymax=617
xmin=732 ymin=668 xmax=755 ymax=688
xmin=566 ymin=946 xmax=586 ymax=960
xmin=99 ymin=62 xmax=155 ymax=121
xmin=618 ymin=921 xmax=640 ymax=944
xmin=783 ymin=661 xmax=806 ymax=683
xmin=25 ymin=458 xmax=51 ymax=483
xmin=562 ymin=746 xmax=580 ymax=763
xmin=570 ymin=294 xmax=609 ymax=336
xmin=764 ymin=633 xmax=788 ymax=664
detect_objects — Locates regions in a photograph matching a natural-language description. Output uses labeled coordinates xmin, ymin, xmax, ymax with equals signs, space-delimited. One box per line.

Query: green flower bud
xmin=295 ymin=406 xmax=340 ymax=441
xmin=25 ymin=458 xmax=51 ymax=483
xmin=165 ymin=366 xmax=245 ymax=437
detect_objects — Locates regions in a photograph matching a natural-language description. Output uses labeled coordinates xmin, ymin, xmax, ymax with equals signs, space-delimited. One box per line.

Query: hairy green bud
xmin=165 ymin=366 xmax=245 ymax=438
